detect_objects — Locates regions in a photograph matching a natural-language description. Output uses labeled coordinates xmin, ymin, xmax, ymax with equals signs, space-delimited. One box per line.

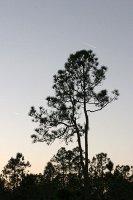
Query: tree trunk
xmin=84 ymin=128 xmax=89 ymax=200
xmin=83 ymin=64 xmax=90 ymax=200
xmin=76 ymin=129 xmax=85 ymax=173
xmin=74 ymin=119 xmax=89 ymax=200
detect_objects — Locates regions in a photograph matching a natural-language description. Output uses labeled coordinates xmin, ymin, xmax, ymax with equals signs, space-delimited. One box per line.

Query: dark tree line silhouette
xmin=0 ymin=149 xmax=133 ymax=200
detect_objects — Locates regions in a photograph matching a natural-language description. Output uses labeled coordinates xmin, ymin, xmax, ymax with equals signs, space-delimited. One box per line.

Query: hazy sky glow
xmin=0 ymin=0 xmax=133 ymax=173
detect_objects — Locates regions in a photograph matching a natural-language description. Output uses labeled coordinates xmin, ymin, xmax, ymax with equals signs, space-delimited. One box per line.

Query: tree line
xmin=0 ymin=148 xmax=133 ymax=200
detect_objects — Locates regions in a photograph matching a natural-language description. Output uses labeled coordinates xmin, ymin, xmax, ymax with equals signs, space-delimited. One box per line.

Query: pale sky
xmin=0 ymin=0 xmax=133 ymax=173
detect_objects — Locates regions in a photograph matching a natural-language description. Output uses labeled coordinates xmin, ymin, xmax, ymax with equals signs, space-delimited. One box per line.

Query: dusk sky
xmin=0 ymin=0 xmax=133 ymax=173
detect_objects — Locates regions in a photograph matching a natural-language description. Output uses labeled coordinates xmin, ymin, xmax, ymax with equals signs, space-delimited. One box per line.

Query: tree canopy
xmin=2 ymin=153 xmax=31 ymax=190
xmin=29 ymin=50 xmax=119 ymax=145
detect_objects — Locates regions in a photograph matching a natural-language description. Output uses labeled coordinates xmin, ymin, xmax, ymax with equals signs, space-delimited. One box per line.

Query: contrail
xmin=83 ymin=43 xmax=96 ymax=49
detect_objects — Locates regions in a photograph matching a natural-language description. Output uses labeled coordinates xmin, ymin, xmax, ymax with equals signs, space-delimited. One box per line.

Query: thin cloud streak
xmin=83 ymin=43 xmax=96 ymax=49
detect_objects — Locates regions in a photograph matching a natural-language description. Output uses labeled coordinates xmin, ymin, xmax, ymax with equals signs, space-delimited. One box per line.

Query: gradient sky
xmin=0 ymin=0 xmax=133 ymax=173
